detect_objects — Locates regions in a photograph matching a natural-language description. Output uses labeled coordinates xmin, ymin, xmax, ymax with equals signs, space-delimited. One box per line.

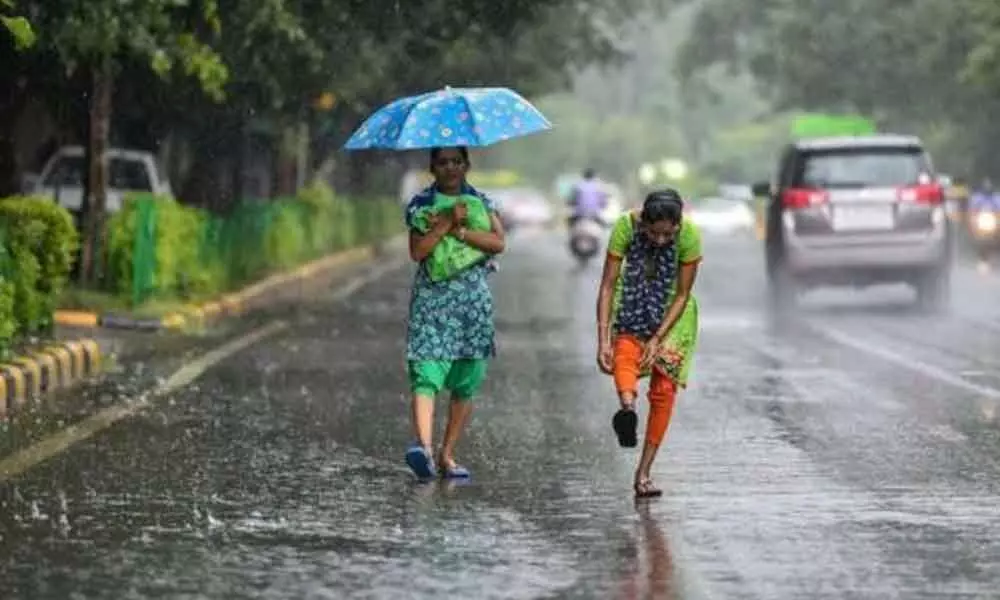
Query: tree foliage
xmin=27 ymin=0 xmax=228 ymax=97
xmin=677 ymin=0 xmax=1000 ymax=177
xmin=4 ymin=0 xmax=670 ymax=207
xmin=483 ymin=3 xmax=771 ymax=191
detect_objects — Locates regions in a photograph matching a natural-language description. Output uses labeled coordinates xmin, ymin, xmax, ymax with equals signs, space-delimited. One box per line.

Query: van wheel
xmin=915 ymin=266 xmax=951 ymax=313
xmin=767 ymin=265 xmax=798 ymax=313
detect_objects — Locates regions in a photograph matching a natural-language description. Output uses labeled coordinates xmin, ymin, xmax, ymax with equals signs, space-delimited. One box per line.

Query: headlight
xmin=976 ymin=212 xmax=997 ymax=233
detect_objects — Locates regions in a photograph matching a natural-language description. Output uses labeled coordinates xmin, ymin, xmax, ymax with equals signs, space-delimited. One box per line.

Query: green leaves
xmin=175 ymin=33 xmax=228 ymax=101
xmin=1 ymin=15 xmax=34 ymax=49
xmin=676 ymin=0 xmax=1000 ymax=174
xmin=38 ymin=0 xmax=229 ymax=98
xmin=0 ymin=197 xmax=79 ymax=336
xmin=1 ymin=0 xmax=35 ymax=50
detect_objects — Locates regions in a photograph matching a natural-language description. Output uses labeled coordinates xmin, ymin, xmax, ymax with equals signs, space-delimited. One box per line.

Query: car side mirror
xmin=751 ymin=182 xmax=771 ymax=197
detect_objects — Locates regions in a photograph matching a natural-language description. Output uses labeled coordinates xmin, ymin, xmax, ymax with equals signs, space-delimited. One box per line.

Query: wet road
xmin=3 ymin=227 xmax=1000 ymax=599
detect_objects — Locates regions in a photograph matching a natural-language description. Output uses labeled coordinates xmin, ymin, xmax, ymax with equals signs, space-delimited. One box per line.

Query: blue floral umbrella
xmin=343 ymin=86 xmax=553 ymax=150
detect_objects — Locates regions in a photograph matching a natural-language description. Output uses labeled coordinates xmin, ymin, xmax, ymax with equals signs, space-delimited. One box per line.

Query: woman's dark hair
xmin=640 ymin=189 xmax=683 ymax=225
xmin=429 ymin=146 xmax=470 ymax=167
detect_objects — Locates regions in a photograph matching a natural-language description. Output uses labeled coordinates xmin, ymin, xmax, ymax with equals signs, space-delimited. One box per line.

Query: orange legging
xmin=613 ymin=334 xmax=677 ymax=447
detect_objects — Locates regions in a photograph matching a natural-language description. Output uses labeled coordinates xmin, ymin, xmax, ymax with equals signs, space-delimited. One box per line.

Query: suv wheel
xmin=914 ymin=265 xmax=951 ymax=313
xmin=767 ymin=265 xmax=798 ymax=312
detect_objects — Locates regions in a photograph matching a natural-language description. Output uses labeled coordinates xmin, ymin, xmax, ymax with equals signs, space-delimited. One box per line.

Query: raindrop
xmin=206 ymin=511 xmax=223 ymax=529
xmin=57 ymin=513 xmax=71 ymax=534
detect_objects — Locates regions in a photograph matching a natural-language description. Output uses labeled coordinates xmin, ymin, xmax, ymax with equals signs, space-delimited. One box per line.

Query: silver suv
xmin=752 ymin=135 xmax=953 ymax=310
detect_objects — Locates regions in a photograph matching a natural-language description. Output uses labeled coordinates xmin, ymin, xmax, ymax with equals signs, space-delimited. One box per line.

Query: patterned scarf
xmin=614 ymin=227 xmax=677 ymax=340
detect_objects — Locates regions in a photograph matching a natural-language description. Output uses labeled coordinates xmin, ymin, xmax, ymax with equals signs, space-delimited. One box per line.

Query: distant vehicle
xmin=718 ymin=183 xmax=753 ymax=203
xmin=27 ymin=146 xmax=173 ymax=217
xmin=568 ymin=217 xmax=606 ymax=266
xmin=752 ymin=134 xmax=952 ymax=310
xmin=483 ymin=187 xmax=554 ymax=229
xmin=938 ymin=173 xmax=969 ymax=224
xmin=558 ymin=174 xmax=624 ymax=226
xmin=686 ymin=197 xmax=754 ymax=236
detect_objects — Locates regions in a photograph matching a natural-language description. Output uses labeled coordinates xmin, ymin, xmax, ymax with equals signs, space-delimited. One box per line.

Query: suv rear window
xmin=796 ymin=147 xmax=931 ymax=189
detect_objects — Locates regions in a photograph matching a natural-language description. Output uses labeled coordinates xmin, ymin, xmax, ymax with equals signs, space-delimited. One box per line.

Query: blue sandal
xmin=405 ymin=443 xmax=437 ymax=480
xmin=438 ymin=457 xmax=471 ymax=479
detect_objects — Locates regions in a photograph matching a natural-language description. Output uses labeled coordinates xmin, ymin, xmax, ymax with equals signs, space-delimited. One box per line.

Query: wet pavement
xmin=2 ymin=228 xmax=1000 ymax=598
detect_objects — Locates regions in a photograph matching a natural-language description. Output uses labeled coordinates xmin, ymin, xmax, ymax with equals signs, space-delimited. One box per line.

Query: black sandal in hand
xmin=612 ymin=406 xmax=638 ymax=448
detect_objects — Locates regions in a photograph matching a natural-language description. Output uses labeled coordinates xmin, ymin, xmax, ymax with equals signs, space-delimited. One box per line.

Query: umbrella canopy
xmin=343 ymin=86 xmax=552 ymax=150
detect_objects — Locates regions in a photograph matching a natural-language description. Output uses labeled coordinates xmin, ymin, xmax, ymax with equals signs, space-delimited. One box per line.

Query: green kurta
xmin=607 ymin=211 xmax=702 ymax=387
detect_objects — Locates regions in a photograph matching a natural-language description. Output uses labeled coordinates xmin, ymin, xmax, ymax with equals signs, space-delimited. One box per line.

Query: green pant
xmin=408 ymin=359 xmax=489 ymax=400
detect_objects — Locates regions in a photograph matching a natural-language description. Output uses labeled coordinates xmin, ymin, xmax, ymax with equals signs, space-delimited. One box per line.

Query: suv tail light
xmin=898 ymin=183 xmax=943 ymax=205
xmin=782 ymin=188 xmax=828 ymax=209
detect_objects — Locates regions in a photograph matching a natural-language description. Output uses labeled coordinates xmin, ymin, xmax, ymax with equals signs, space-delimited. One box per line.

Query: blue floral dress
xmin=404 ymin=183 xmax=497 ymax=361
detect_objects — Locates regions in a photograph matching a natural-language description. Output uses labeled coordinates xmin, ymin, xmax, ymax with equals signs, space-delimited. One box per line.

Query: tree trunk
xmin=295 ymin=118 xmax=309 ymax=191
xmin=80 ymin=57 xmax=113 ymax=285
xmin=233 ymin=118 xmax=246 ymax=206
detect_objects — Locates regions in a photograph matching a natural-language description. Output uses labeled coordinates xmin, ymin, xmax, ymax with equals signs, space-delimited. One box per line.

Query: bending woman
xmin=596 ymin=189 xmax=702 ymax=498
xmin=403 ymin=146 xmax=506 ymax=480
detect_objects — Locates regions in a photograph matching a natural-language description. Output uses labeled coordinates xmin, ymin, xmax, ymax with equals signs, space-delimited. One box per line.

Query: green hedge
xmin=0 ymin=197 xmax=79 ymax=358
xmin=106 ymin=181 xmax=403 ymax=307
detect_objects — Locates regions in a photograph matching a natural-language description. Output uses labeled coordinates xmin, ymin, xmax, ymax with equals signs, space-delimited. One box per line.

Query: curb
xmin=53 ymin=244 xmax=381 ymax=332
xmin=1 ymin=339 xmax=101 ymax=419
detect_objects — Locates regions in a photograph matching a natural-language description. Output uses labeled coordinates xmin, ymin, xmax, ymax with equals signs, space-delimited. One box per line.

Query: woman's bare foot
xmin=436 ymin=453 xmax=470 ymax=479
xmin=634 ymin=477 xmax=663 ymax=498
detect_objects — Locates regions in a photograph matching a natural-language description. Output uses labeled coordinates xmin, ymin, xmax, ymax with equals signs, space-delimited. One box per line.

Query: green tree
xmin=677 ymin=0 xmax=1000 ymax=177
xmin=22 ymin=0 xmax=228 ymax=283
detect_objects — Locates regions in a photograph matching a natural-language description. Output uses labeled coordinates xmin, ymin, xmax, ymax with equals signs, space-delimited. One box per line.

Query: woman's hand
xmin=455 ymin=213 xmax=506 ymax=254
xmin=409 ymin=211 xmax=456 ymax=262
xmin=597 ymin=337 xmax=614 ymax=374
xmin=426 ymin=211 xmax=453 ymax=231
xmin=639 ymin=337 xmax=659 ymax=371
xmin=452 ymin=201 xmax=468 ymax=226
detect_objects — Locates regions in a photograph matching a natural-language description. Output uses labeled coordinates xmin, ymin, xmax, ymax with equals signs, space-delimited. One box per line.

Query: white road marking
xmin=808 ymin=323 xmax=1000 ymax=400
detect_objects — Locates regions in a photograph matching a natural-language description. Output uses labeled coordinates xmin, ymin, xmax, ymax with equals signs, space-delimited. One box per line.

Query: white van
xmin=28 ymin=145 xmax=173 ymax=213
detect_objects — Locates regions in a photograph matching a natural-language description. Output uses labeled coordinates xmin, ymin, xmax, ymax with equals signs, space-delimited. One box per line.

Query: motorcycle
xmin=568 ymin=216 xmax=607 ymax=266
xmin=969 ymin=210 xmax=1000 ymax=267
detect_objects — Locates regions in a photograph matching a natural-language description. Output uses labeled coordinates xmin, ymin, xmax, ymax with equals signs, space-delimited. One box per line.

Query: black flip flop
xmin=612 ymin=408 xmax=638 ymax=448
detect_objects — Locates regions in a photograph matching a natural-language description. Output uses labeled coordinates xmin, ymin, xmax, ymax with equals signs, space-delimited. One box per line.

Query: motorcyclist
xmin=969 ymin=178 xmax=1000 ymax=211
xmin=968 ymin=177 xmax=1000 ymax=270
xmin=568 ymin=168 xmax=610 ymax=227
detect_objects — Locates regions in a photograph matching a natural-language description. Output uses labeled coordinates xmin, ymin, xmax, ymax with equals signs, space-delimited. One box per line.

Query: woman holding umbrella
xmin=342 ymin=86 xmax=552 ymax=480
xmin=403 ymin=146 xmax=506 ymax=480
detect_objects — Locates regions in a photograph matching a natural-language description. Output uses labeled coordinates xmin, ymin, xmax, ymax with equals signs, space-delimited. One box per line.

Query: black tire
xmin=570 ymin=236 xmax=599 ymax=260
xmin=915 ymin=265 xmax=951 ymax=313
xmin=767 ymin=264 xmax=798 ymax=313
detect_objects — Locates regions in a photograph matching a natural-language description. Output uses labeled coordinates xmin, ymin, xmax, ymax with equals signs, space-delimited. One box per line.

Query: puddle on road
xmin=0 ymin=444 xmax=582 ymax=600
